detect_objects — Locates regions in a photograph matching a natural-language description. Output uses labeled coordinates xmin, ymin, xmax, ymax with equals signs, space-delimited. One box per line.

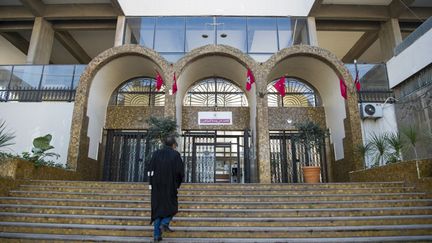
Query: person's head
xmin=164 ymin=135 xmax=177 ymax=149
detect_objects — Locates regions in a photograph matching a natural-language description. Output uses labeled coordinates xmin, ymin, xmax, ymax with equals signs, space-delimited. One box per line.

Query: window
xmin=267 ymin=78 xmax=318 ymax=107
xmin=154 ymin=17 xmax=185 ymax=53
xmin=184 ymin=77 xmax=248 ymax=107
xmin=110 ymin=77 xmax=165 ymax=106
xmin=247 ymin=17 xmax=278 ymax=53
xmin=216 ymin=17 xmax=247 ymax=52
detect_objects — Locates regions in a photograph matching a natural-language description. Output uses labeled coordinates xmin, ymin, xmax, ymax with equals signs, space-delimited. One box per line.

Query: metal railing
xmin=0 ymin=64 xmax=85 ymax=102
xmin=358 ymin=90 xmax=395 ymax=103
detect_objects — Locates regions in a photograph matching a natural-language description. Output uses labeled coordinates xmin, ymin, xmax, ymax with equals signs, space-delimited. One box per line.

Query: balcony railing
xmin=0 ymin=64 xmax=86 ymax=102
xmin=345 ymin=63 xmax=394 ymax=103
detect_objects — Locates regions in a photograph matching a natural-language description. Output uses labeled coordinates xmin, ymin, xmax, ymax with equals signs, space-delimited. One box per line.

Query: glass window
xmin=0 ymin=66 xmax=12 ymax=90
xmin=186 ymin=17 xmax=215 ymax=51
xmin=184 ymin=77 xmax=248 ymax=107
xmin=154 ymin=17 xmax=185 ymax=52
xmin=267 ymin=77 xmax=317 ymax=107
xmin=128 ymin=17 xmax=156 ymax=48
xmin=41 ymin=65 xmax=74 ymax=89
xmin=110 ymin=77 xmax=165 ymax=106
xmin=247 ymin=18 xmax=278 ymax=53
xmin=216 ymin=17 xmax=247 ymax=52
xmin=277 ymin=17 xmax=294 ymax=49
xmin=10 ymin=65 xmax=43 ymax=89
xmin=73 ymin=65 xmax=86 ymax=89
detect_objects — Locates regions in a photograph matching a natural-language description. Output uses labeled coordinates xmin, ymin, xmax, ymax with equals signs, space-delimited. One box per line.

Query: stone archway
xmin=67 ymin=45 xmax=170 ymax=170
xmin=263 ymin=45 xmax=363 ymax=181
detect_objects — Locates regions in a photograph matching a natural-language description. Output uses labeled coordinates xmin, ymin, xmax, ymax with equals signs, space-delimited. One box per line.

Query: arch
xmin=67 ymin=45 xmax=170 ymax=170
xmin=266 ymin=76 xmax=320 ymax=107
xmin=109 ymin=76 xmax=166 ymax=106
xmin=264 ymin=45 xmax=363 ymax=172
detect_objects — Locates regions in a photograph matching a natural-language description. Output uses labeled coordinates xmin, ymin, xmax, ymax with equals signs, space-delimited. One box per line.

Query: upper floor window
xmin=125 ymin=16 xmax=309 ymax=62
xmin=184 ymin=77 xmax=248 ymax=107
xmin=267 ymin=77 xmax=318 ymax=107
xmin=109 ymin=77 xmax=165 ymax=106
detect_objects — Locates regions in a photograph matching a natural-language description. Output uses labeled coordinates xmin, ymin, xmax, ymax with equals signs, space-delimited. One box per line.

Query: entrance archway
xmin=67 ymin=45 xmax=169 ymax=170
xmin=264 ymin=45 xmax=363 ymax=181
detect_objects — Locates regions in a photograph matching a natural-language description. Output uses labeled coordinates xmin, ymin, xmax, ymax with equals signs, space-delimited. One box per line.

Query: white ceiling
xmin=317 ymin=31 xmax=364 ymax=59
xmin=322 ymin=0 xmax=392 ymax=5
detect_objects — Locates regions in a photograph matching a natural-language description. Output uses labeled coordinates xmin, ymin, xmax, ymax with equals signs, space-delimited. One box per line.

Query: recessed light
xmin=220 ymin=33 xmax=227 ymax=38
xmin=202 ymin=34 xmax=208 ymax=38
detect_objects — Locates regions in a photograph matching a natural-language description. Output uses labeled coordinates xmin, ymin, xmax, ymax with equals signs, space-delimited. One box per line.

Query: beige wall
xmin=0 ymin=36 xmax=26 ymax=65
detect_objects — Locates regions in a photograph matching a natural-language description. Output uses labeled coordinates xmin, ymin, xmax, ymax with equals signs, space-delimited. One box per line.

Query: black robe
xmin=148 ymin=145 xmax=184 ymax=224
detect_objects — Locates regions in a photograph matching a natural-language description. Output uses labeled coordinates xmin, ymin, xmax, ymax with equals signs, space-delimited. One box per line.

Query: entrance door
xmin=103 ymin=130 xmax=156 ymax=182
xmin=182 ymin=130 xmax=250 ymax=183
xmin=269 ymin=131 xmax=328 ymax=183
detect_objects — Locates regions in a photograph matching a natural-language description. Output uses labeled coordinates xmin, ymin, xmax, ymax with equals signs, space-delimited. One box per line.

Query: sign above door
xmin=198 ymin=111 xmax=233 ymax=125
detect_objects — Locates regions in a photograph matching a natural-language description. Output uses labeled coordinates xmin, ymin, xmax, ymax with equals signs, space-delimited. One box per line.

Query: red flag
xmin=246 ymin=81 xmax=252 ymax=91
xmin=246 ymin=69 xmax=255 ymax=91
xmin=354 ymin=70 xmax=361 ymax=92
xmin=273 ymin=77 xmax=286 ymax=97
xmin=340 ymin=78 xmax=347 ymax=100
xmin=172 ymin=73 xmax=177 ymax=94
xmin=155 ymin=72 xmax=163 ymax=91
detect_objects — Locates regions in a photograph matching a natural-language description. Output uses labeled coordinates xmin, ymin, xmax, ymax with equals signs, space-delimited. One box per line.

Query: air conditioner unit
xmin=361 ymin=103 xmax=383 ymax=119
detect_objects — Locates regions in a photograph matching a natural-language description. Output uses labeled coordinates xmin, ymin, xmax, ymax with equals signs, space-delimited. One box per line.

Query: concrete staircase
xmin=0 ymin=180 xmax=432 ymax=242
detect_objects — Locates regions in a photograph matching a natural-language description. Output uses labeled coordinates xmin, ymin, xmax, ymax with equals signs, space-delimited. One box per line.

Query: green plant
xmin=293 ymin=120 xmax=328 ymax=166
xmin=401 ymin=125 xmax=422 ymax=178
xmin=22 ymin=134 xmax=60 ymax=167
xmin=386 ymin=132 xmax=404 ymax=163
xmin=354 ymin=142 xmax=372 ymax=166
xmin=368 ymin=132 xmax=388 ymax=167
xmin=146 ymin=116 xmax=178 ymax=144
xmin=0 ymin=120 xmax=15 ymax=152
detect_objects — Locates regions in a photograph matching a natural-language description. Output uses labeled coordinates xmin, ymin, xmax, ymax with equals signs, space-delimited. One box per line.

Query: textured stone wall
xmin=349 ymin=159 xmax=432 ymax=182
xmin=182 ymin=107 xmax=250 ymax=131
xmin=268 ymin=107 xmax=326 ymax=130
xmin=105 ymin=106 xmax=165 ymax=129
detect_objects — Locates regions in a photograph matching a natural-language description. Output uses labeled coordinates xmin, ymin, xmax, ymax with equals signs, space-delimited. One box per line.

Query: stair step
xmin=1 ymin=204 xmax=431 ymax=217
xmin=1 ymin=222 xmax=432 ymax=238
xmin=2 ymin=232 xmax=432 ymax=242
xmin=8 ymin=190 xmax=428 ymax=202
xmin=2 ymin=197 xmax=431 ymax=209
xmin=2 ymin=212 xmax=432 ymax=227
xmin=17 ymin=185 xmax=416 ymax=194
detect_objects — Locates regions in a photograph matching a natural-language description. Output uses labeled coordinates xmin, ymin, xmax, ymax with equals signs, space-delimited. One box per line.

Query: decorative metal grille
xmin=267 ymin=78 xmax=317 ymax=107
xmin=109 ymin=77 xmax=165 ymax=106
xmin=103 ymin=130 xmax=158 ymax=182
xmin=183 ymin=77 xmax=248 ymax=107
xmin=269 ymin=131 xmax=327 ymax=183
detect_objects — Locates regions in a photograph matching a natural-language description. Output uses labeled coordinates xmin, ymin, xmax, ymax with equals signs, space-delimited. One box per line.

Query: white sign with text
xmin=198 ymin=112 xmax=233 ymax=125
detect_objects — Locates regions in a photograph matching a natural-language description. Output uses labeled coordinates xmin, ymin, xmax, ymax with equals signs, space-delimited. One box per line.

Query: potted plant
xmin=293 ymin=120 xmax=327 ymax=183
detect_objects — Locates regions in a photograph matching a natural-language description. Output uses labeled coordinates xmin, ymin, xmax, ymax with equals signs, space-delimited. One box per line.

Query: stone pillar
xmin=163 ymin=68 xmax=176 ymax=119
xmin=307 ymin=17 xmax=319 ymax=46
xmin=26 ymin=17 xmax=54 ymax=64
xmin=379 ymin=18 xmax=402 ymax=61
xmin=114 ymin=16 xmax=126 ymax=47
xmin=255 ymin=76 xmax=271 ymax=183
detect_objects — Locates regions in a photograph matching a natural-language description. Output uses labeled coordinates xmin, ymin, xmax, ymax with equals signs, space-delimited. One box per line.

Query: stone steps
xmin=0 ymin=180 xmax=431 ymax=241
xmin=8 ymin=190 xmax=429 ymax=201
xmin=1 ymin=232 xmax=432 ymax=242
xmin=2 ymin=212 xmax=432 ymax=227
xmin=17 ymin=184 xmax=417 ymax=194
xmin=1 ymin=222 xmax=432 ymax=238
xmin=2 ymin=197 xmax=431 ymax=209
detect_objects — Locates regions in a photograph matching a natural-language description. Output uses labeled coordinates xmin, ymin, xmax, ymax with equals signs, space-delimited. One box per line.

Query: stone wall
xmin=349 ymin=159 xmax=432 ymax=182
xmin=182 ymin=107 xmax=250 ymax=131
xmin=268 ymin=107 xmax=326 ymax=130
xmin=0 ymin=158 xmax=100 ymax=196
xmin=105 ymin=106 xmax=165 ymax=129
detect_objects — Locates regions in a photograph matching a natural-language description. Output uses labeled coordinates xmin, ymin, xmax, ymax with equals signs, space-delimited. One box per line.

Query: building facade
xmin=0 ymin=0 xmax=431 ymax=183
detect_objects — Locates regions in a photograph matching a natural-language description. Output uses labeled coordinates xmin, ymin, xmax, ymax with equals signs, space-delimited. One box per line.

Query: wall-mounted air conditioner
xmin=361 ymin=103 xmax=383 ymax=119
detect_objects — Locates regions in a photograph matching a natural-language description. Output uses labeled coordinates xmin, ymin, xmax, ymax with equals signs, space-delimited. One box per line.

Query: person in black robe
xmin=148 ymin=135 xmax=184 ymax=242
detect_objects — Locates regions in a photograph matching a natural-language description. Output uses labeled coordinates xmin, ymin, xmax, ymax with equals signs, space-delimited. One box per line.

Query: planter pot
xmin=302 ymin=166 xmax=321 ymax=183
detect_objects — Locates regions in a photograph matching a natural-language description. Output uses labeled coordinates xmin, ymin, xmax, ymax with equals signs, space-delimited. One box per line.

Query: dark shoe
xmin=154 ymin=236 xmax=162 ymax=242
xmin=160 ymin=224 xmax=174 ymax=233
